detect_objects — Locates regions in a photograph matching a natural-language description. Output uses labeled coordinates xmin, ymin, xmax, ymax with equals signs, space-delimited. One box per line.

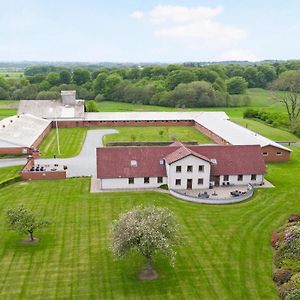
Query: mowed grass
xmin=39 ymin=126 xmax=213 ymax=158
xmin=39 ymin=128 xmax=87 ymax=158
xmin=232 ymin=117 xmax=300 ymax=142
xmin=0 ymin=149 xmax=300 ymax=299
xmin=0 ymin=165 xmax=22 ymax=184
xmin=103 ymin=126 xmax=213 ymax=145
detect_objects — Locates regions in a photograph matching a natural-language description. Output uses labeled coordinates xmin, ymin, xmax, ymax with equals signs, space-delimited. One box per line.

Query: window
xmin=251 ymin=174 xmax=257 ymax=181
xmin=128 ymin=177 xmax=134 ymax=184
xmin=198 ymin=165 xmax=204 ymax=172
xmin=276 ymin=152 xmax=282 ymax=156
xmin=263 ymin=152 xmax=268 ymax=156
xmin=223 ymin=175 xmax=229 ymax=181
xmin=198 ymin=178 xmax=203 ymax=185
xmin=176 ymin=166 xmax=182 ymax=173
xmin=175 ymin=179 xmax=181 ymax=186
xmin=130 ymin=160 xmax=137 ymax=167
xmin=187 ymin=165 xmax=193 ymax=172
xmin=159 ymin=159 xmax=165 ymax=165
xmin=157 ymin=177 xmax=163 ymax=183
xmin=144 ymin=177 xmax=150 ymax=184
xmin=238 ymin=175 xmax=243 ymax=181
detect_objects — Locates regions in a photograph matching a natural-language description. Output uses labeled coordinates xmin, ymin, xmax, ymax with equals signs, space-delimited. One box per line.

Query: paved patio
xmin=176 ymin=185 xmax=250 ymax=199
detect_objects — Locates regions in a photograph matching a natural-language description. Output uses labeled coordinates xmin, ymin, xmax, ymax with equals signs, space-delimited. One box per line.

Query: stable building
xmin=96 ymin=143 xmax=266 ymax=191
xmin=0 ymin=114 xmax=51 ymax=155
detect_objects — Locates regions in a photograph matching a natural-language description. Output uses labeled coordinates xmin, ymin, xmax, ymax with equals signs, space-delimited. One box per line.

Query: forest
xmin=1 ymin=61 xmax=300 ymax=109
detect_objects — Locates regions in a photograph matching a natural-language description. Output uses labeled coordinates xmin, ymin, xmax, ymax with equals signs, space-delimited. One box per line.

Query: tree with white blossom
xmin=110 ymin=206 xmax=181 ymax=280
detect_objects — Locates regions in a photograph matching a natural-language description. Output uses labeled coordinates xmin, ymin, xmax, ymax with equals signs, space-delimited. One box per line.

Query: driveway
xmin=36 ymin=129 xmax=118 ymax=177
xmin=0 ymin=157 xmax=27 ymax=168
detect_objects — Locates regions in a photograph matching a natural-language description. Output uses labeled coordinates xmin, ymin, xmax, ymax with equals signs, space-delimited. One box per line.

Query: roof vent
xmin=130 ymin=160 xmax=137 ymax=167
xmin=159 ymin=159 xmax=165 ymax=165
xmin=211 ymin=158 xmax=217 ymax=165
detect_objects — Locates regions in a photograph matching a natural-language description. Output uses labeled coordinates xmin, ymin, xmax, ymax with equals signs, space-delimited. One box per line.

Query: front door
xmin=187 ymin=179 xmax=193 ymax=190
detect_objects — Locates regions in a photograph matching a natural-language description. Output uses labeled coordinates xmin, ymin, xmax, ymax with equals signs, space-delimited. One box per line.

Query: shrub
xmin=290 ymin=273 xmax=300 ymax=288
xmin=288 ymin=215 xmax=300 ymax=223
xmin=95 ymin=93 xmax=104 ymax=102
xmin=273 ymin=269 xmax=292 ymax=285
xmin=285 ymin=289 xmax=300 ymax=300
xmin=85 ymin=100 xmax=98 ymax=112
xmin=159 ymin=184 xmax=169 ymax=190
xmin=279 ymin=282 xmax=296 ymax=299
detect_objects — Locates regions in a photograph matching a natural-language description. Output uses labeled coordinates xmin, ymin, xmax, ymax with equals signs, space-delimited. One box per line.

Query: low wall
xmin=0 ymin=147 xmax=26 ymax=155
xmin=31 ymin=122 xmax=52 ymax=148
xmin=169 ymin=185 xmax=254 ymax=205
xmin=194 ymin=121 xmax=230 ymax=145
xmin=20 ymin=159 xmax=66 ymax=180
xmin=55 ymin=119 xmax=194 ymax=128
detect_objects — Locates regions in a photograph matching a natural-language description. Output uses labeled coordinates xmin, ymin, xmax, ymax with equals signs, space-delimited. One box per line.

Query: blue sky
xmin=0 ymin=0 xmax=299 ymax=62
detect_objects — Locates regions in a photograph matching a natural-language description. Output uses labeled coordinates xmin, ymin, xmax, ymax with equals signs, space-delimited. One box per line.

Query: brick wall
xmin=31 ymin=123 xmax=52 ymax=148
xmin=261 ymin=145 xmax=291 ymax=162
xmin=20 ymin=159 xmax=67 ymax=180
xmin=55 ymin=119 xmax=194 ymax=128
xmin=194 ymin=121 xmax=231 ymax=145
xmin=0 ymin=147 xmax=27 ymax=155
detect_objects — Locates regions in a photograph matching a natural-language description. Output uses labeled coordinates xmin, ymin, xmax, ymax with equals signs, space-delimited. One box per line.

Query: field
xmin=39 ymin=126 xmax=213 ymax=158
xmin=39 ymin=128 xmax=87 ymax=158
xmin=0 ymin=165 xmax=22 ymax=184
xmin=0 ymin=147 xmax=299 ymax=299
xmin=103 ymin=126 xmax=213 ymax=145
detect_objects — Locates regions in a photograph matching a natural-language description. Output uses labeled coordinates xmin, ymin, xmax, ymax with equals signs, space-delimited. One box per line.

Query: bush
xmin=95 ymin=93 xmax=104 ymax=102
xmin=36 ymin=91 xmax=60 ymax=100
xmin=159 ymin=184 xmax=169 ymax=190
xmin=85 ymin=100 xmax=98 ymax=112
xmin=285 ymin=289 xmax=300 ymax=300
xmin=273 ymin=269 xmax=292 ymax=285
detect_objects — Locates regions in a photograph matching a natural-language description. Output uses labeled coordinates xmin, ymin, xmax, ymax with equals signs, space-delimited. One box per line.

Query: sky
xmin=0 ymin=0 xmax=300 ymax=62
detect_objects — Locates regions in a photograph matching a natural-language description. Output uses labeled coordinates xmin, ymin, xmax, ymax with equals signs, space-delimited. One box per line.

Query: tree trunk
xmin=28 ymin=230 xmax=34 ymax=241
xmin=147 ymin=256 xmax=153 ymax=272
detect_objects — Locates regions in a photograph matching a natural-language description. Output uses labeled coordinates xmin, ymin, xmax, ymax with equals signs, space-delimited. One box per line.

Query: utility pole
xmin=56 ymin=118 xmax=61 ymax=156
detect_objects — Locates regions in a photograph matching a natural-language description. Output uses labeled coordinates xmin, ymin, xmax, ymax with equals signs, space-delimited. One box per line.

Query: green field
xmin=0 ymin=71 xmax=24 ymax=79
xmin=0 ymin=165 xmax=22 ymax=184
xmin=103 ymin=126 xmax=213 ymax=145
xmin=232 ymin=117 xmax=300 ymax=142
xmin=0 ymin=148 xmax=299 ymax=299
xmin=39 ymin=126 xmax=213 ymax=158
xmin=39 ymin=128 xmax=87 ymax=158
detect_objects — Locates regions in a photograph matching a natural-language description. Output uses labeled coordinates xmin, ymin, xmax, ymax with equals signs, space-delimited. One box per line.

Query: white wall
xmin=220 ymin=174 xmax=264 ymax=186
xmin=99 ymin=177 xmax=167 ymax=190
xmin=166 ymin=155 xmax=211 ymax=190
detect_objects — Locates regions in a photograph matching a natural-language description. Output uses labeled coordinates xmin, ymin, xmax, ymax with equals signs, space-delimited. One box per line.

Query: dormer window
xmin=130 ymin=160 xmax=137 ymax=167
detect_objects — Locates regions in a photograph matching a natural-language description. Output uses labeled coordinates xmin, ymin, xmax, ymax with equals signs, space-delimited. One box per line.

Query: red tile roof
xmin=164 ymin=146 xmax=211 ymax=164
xmin=97 ymin=145 xmax=266 ymax=179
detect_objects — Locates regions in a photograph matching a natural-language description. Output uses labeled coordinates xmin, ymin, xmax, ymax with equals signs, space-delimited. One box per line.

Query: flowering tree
xmin=6 ymin=205 xmax=48 ymax=242
xmin=110 ymin=206 xmax=180 ymax=280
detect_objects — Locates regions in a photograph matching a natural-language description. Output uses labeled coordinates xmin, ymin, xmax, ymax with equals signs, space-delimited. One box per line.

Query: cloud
xmin=131 ymin=5 xmax=246 ymax=47
xmin=219 ymin=49 xmax=259 ymax=61
xmin=149 ymin=5 xmax=223 ymax=24
xmin=130 ymin=11 xmax=144 ymax=19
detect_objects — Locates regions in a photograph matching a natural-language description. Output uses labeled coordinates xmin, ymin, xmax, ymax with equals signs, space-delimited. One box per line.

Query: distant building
xmin=96 ymin=143 xmax=266 ymax=190
xmin=18 ymin=90 xmax=85 ymax=119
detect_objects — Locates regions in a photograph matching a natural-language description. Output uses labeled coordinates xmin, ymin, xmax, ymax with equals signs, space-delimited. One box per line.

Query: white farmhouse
xmin=96 ymin=143 xmax=266 ymax=191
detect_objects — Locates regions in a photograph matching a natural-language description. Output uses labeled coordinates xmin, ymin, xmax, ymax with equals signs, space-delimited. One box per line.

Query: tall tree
xmin=110 ymin=206 xmax=181 ymax=280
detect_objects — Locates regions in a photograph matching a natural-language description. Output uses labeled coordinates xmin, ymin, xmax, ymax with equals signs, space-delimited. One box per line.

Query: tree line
xmin=1 ymin=61 xmax=300 ymax=108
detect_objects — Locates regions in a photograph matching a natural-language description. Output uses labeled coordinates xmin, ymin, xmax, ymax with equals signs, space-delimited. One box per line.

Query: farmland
xmin=0 ymin=148 xmax=299 ymax=299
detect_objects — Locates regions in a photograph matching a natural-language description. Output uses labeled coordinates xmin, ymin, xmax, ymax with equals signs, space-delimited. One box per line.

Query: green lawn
xmin=232 ymin=117 xmax=300 ymax=142
xmin=39 ymin=126 xmax=213 ymax=158
xmin=103 ymin=126 xmax=213 ymax=145
xmin=0 ymin=148 xmax=299 ymax=299
xmin=39 ymin=128 xmax=87 ymax=158
xmin=0 ymin=165 xmax=22 ymax=184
